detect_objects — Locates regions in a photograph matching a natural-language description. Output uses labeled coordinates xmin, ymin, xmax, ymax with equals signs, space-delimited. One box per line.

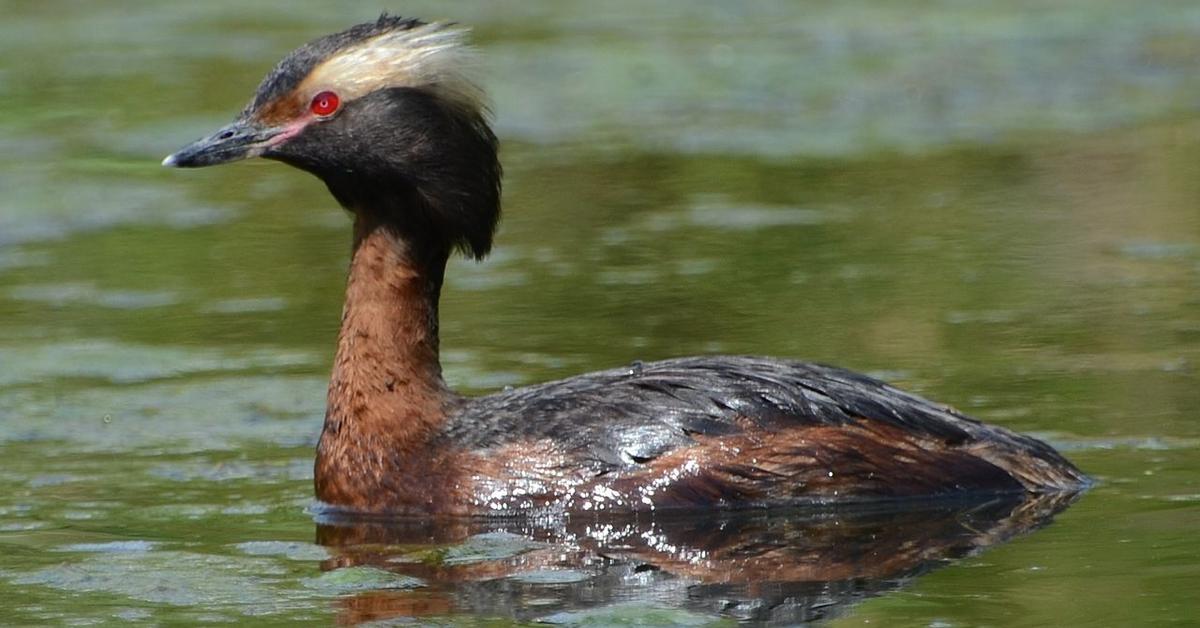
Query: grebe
xmin=163 ymin=16 xmax=1087 ymax=516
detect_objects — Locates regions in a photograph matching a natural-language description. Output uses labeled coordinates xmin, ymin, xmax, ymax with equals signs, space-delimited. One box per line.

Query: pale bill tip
xmin=161 ymin=153 xmax=179 ymax=168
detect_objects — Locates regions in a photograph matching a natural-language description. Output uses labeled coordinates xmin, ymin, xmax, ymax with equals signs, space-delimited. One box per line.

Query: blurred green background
xmin=1 ymin=1 xmax=1198 ymax=625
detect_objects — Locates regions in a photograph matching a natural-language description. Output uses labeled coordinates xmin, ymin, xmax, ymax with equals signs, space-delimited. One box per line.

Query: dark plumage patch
xmin=266 ymin=86 xmax=501 ymax=260
xmin=441 ymin=355 xmax=1089 ymax=501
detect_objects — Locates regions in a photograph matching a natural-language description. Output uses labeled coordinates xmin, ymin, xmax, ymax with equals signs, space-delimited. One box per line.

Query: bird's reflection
xmin=315 ymin=492 xmax=1080 ymax=625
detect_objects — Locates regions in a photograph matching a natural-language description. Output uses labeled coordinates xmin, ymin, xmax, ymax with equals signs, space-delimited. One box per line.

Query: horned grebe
xmin=163 ymin=15 xmax=1088 ymax=516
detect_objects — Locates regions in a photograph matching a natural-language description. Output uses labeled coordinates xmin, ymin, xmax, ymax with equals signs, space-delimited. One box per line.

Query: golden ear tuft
xmin=300 ymin=22 xmax=485 ymax=115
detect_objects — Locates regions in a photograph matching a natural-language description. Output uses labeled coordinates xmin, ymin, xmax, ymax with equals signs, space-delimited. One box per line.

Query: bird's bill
xmin=162 ymin=118 xmax=291 ymax=168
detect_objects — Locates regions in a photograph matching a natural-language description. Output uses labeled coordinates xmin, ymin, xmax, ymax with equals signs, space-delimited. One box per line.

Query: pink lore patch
xmin=265 ymin=120 xmax=310 ymax=148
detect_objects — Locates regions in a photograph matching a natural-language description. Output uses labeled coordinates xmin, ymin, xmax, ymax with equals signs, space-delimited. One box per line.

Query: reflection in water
xmin=316 ymin=492 xmax=1081 ymax=625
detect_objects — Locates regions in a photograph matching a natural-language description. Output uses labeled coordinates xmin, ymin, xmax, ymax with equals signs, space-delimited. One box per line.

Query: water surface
xmin=1 ymin=2 xmax=1198 ymax=626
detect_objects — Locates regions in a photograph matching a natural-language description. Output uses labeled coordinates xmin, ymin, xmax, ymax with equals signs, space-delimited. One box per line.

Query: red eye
xmin=310 ymin=91 xmax=340 ymax=117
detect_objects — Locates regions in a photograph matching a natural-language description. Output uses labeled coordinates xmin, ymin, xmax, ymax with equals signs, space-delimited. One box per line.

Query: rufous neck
xmin=325 ymin=219 xmax=453 ymax=439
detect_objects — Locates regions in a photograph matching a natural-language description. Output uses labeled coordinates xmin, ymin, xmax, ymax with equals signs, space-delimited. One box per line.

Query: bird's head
xmin=164 ymin=15 xmax=500 ymax=258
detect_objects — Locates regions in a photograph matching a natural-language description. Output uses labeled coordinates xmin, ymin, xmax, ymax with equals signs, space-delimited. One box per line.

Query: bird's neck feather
xmin=315 ymin=215 xmax=456 ymax=504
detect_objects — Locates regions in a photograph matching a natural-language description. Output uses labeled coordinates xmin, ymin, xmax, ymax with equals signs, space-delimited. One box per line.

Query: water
xmin=1 ymin=1 xmax=1198 ymax=625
